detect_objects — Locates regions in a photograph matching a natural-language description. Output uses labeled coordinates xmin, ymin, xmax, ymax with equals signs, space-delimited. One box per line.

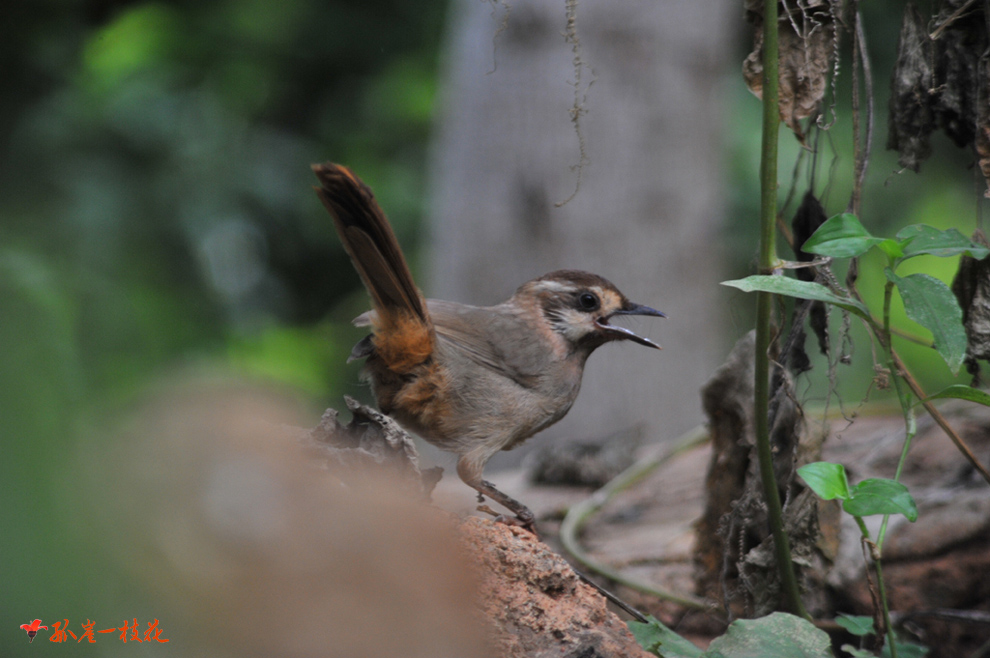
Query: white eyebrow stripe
xmin=531 ymin=279 xmax=580 ymax=294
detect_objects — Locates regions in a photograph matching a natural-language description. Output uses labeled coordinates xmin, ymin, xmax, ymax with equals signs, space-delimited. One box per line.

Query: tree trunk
xmin=427 ymin=0 xmax=737 ymax=460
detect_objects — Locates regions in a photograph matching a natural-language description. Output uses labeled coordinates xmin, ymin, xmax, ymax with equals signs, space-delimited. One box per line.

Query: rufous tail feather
xmin=313 ymin=162 xmax=433 ymax=372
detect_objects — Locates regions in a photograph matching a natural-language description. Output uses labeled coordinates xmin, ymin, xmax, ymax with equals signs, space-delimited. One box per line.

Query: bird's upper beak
xmin=596 ymin=302 xmax=665 ymax=349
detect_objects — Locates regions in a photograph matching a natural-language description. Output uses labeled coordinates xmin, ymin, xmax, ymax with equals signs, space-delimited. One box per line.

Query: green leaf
xmin=802 ymin=213 xmax=883 ymax=258
xmin=798 ymin=462 xmax=851 ymax=501
xmin=628 ymin=616 xmax=703 ymax=658
xmin=925 ymin=384 xmax=990 ymax=407
xmin=896 ymin=224 xmax=990 ymax=261
xmin=842 ymin=646 xmax=875 ymax=658
xmin=876 ymin=238 xmax=906 ymax=261
xmin=835 ymin=614 xmax=874 ymax=636
xmin=843 ymin=478 xmax=919 ymax=521
xmin=722 ymin=276 xmax=870 ymax=318
xmin=702 ymin=613 xmax=833 ymax=658
xmin=887 ymin=271 xmax=967 ymax=375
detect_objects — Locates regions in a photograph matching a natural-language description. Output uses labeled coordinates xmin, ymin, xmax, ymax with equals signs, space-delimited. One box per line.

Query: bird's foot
xmin=476 ymin=503 xmax=538 ymax=535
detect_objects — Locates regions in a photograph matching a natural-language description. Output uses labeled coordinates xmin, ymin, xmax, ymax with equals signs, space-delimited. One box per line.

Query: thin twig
xmin=892 ymin=351 xmax=990 ymax=486
xmin=574 ymin=570 xmax=649 ymax=622
xmin=848 ymin=1 xmax=860 ymax=215
xmin=848 ymin=7 xmax=874 ymax=215
xmin=897 ymin=609 xmax=990 ymax=625
xmin=856 ymin=13 xmax=874 ymax=198
xmin=482 ymin=0 xmax=512 ymax=75
xmin=776 ymin=256 xmax=834 ymax=271
xmin=555 ymin=0 xmax=591 ymax=207
xmin=930 ymin=0 xmax=979 ymax=41
xmin=816 ymin=0 xmax=841 ymax=130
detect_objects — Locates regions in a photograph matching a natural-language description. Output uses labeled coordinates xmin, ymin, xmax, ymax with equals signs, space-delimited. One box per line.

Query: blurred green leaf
xmin=835 ymin=614 xmax=874 ymax=637
xmin=843 ymin=478 xmax=918 ymax=521
xmin=896 ymin=224 xmax=990 ymax=261
xmin=83 ymin=3 xmax=185 ymax=92
xmin=722 ymin=276 xmax=870 ymax=317
xmin=702 ymin=613 xmax=832 ymax=658
xmin=226 ymin=0 xmax=309 ymax=46
xmin=227 ymin=325 xmax=343 ymax=396
xmin=886 ymin=270 xmax=967 ymax=375
xmin=925 ymin=384 xmax=990 ymax=407
xmin=876 ymin=238 xmax=906 ymax=261
xmin=798 ymin=462 xmax=851 ymax=501
xmin=802 ymin=213 xmax=883 ymax=258
xmin=628 ymin=616 xmax=703 ymax=657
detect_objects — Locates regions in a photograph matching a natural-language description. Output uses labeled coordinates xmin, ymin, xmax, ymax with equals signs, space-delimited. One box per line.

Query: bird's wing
xmin=427 ymin=300 xmax=544 ymax=388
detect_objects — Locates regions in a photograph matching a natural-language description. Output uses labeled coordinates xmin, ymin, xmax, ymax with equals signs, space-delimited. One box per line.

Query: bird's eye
xmin=578 ymin=292 xmax=600 ymax=311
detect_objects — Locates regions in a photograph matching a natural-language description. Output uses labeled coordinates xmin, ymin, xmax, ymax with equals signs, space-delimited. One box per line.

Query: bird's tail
xmin=312 ymin=162 xmax=433 ymax=372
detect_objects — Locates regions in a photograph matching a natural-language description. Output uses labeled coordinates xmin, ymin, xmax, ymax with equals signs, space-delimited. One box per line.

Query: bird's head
xmin=515 ymin=270 xmax=664 ymax=353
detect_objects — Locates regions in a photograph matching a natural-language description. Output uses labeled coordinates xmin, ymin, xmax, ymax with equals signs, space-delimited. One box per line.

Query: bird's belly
xmin=452 ymin=367 xmax=582 ymax=453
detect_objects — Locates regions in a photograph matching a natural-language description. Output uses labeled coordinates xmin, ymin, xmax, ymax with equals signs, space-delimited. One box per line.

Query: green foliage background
xmin=2 ymin=0 xmax=445 ymax=652
xmin=724 ymin=0 xmax=986 ymax=411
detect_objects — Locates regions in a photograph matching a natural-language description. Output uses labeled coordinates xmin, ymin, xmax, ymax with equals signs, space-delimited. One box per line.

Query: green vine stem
xmin=874 ymin=558 xmax=896 ymax=658
xmin=854 ymin=516 xmax=897 ymax=658
xmin=755 ymin=0 xmax=809 ymax=619
xmin=846 ymin=276 xmax=913 ymax=658
xmin=559 ymin=426 xmax=710 ymax=610
xmin=876 ymin=276 xmax=917 ymax=550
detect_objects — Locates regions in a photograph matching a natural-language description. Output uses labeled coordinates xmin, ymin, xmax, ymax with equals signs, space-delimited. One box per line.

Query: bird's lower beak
xmin=597 ymin=303 xmax=665 ymax=349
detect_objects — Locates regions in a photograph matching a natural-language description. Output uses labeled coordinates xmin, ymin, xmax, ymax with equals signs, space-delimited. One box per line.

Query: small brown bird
xmin=313 ymin=163 xmax=663 ymax=528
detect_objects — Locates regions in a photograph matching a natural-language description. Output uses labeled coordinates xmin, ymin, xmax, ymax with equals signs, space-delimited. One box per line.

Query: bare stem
xmin=855 ymin=517 xmax=897 ymax=658
xmin=877 ymin=278 xmax=917 ymax=549
xmin=756 ymin=0 xmax=808 ymax=619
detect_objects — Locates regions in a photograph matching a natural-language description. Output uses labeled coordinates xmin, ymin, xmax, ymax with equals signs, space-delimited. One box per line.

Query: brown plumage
xmin=313 ymin=162 xmax=664 ymax=529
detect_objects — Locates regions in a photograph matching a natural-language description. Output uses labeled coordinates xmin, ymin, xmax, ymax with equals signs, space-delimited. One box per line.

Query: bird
xmin=313 ymin=162 xmax=664 ymax=529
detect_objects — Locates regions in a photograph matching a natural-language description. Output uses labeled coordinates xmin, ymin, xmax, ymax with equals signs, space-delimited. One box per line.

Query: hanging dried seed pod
xmin=743 ymin=0 xmax=836 ymax=145
xmin=976 ymin=45 xmax=990 ymax=197
xmin=951 ymin=229 xmax=990 ymax=382
xmin=932 ymin=0 xmax=987 ymax=148
xmin=790 ymin=192 xmax=830 ymax=369
xmin=887 ymin=3 xmax=934 ymax=172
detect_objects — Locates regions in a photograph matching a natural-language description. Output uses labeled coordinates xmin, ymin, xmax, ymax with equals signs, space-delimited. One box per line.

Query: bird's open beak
xmin=596 ymin=303 xmax=665 ymax=349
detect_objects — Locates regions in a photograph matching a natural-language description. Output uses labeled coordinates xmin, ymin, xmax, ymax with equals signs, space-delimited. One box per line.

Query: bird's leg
xmin=457 ymin=455 xmax=537 ymax=533
xmin=476 ymin=479 xmax=536 ymax=530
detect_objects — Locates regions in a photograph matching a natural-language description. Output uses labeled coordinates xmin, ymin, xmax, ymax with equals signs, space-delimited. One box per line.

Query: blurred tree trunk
xmin=427 ymin=0 xmax=736 ymax=461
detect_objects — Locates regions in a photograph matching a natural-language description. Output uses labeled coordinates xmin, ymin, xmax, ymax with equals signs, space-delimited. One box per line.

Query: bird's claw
xmin=476 ymin=504 xmax=538 ymax=535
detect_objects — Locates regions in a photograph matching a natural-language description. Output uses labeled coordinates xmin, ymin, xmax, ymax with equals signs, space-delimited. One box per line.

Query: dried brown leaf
xmin=976 ymin=41 xmax=990 ymax=196
xmin=743 ymin=0 xmax=835 ymax=145
xmin=791 ymin=191 xmax=829 ymax=358
xmin=932 ymin=0 xmax=987 ymax=148
xmin=887 ymin=3 xmax=935 ymax=172
xmin=952 ymin=230 xmax=990 ymax=380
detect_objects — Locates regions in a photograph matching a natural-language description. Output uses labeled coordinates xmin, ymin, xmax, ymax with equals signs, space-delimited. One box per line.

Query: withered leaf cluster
xmin=789 ymin=191 xmax=830 ymax=374
xmin=697 ymin=332 xmax=833 ymax=617
xmin=743 ymin=0 xmax=836 ymax=145
xmin=888 ymin=1 xmax=990 ymax=191
xmin=888 ymin=4 xmax=934 ymax=172
xmin=952 ymin=229 xmax=990 ymax=381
